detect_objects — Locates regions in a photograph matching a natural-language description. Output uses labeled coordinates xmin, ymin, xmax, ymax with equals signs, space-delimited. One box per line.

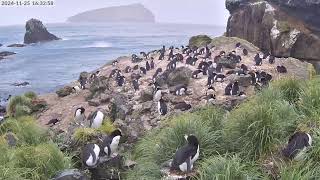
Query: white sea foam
xmin=83 ymin=41 xmax=112 ymax=48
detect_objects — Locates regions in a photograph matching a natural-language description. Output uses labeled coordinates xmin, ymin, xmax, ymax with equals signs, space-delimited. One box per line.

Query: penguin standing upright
xmin=101 ymin=129 xmax=122 ymax=157
xmin=170 ymin=135 xmax=199 ymax=173
xmin=74 ymin=107 xmax=86 ymax=123
xmin=82 ymin=143 xmax=100 ymax=167
xmin=154 ymin=87 xmax=162 ymax=102
xmin=158 ymin=98 xmax=168 ymax=116
xmin=132 ymin=79 xmax=139 ymax=91
xmin=146 ymin=61 xmax=151 ymax=71
xmin=89 ymin=110 xmax=104 ymax=128
xmin=150 ymin=58 xmax=155 ymax=69
xmin=231 ymin=81 xmax=240 ymax=95
xmin=225 ymin=83 xmax=233 ymax=95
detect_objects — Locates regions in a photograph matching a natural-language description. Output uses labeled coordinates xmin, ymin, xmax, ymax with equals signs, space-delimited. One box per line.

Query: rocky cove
xmin=1 ymin=1 xmax=320 ymax=180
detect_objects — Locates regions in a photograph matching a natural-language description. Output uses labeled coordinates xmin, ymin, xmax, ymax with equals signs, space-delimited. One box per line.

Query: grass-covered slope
xmin=126 ymin=77 xmax=320 ymax=179
xmin=0 ymin=116 xmax=71 ymax=180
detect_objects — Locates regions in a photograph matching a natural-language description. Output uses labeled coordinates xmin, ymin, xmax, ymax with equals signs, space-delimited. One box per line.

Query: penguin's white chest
xmin=86 ymin=144 xmax=100 ymax=166
xmin=191 ymin=145 xmax=200 ymax=164
xmin=91 ymin=112 xmax=104 ymax=128
xmin=154 ymin=90 xmax=162 ymax=101
xmin=110 ymin=136 xmax=121 ymax=154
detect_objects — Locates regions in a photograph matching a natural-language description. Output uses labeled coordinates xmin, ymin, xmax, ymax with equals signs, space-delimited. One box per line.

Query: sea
xmin=0 ymin=23 xmax=225 ymax=99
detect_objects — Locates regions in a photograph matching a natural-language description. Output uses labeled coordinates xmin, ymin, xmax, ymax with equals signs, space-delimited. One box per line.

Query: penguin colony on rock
xmin=45 ymin=40 xmax=296 ymax=176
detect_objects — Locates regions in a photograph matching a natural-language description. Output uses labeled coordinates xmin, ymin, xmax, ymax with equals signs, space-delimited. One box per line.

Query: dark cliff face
xmin=24 ymin=19 xmax=60 ymax=44
xmin=225 ymin=0 xmax=320 ymax=61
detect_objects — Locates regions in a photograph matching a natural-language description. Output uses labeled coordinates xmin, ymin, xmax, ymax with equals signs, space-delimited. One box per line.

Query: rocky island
xmin=67 ymin=3 xmax=155 ymax=23
xmin=24 ymin=18 xmax=60 ymax=44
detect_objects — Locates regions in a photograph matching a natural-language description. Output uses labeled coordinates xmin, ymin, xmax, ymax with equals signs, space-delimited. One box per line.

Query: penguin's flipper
xmin=186 ymin=156 xmax=191 ymax=173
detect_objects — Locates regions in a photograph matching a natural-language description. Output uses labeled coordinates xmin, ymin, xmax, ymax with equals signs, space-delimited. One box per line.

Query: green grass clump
xmin=14 ymin=143 xmax=71 ymax=179
xmin=271 ymin=78 xmax=304 ymax=104
xmin=24 ymin=91 xmax=37 ymax=99
xmin=127 ymin=107 xmax=225 ymax=179
xmin=278 ymin=161 xmax=320 ymax=180
xmin=6 ymin=92 xmax=41 ymax=117
xmin=73 ymin=128 xmax=97 ymax=143
xmin=299 ymin=78 xmax=320 ymax=120
xmin=224 ymin=89 xmax=299 ymax=160
xmin=196 ymin=155 xmax=261 ymax=180
xmin=98 ymin=119 xmax=116 ymax=134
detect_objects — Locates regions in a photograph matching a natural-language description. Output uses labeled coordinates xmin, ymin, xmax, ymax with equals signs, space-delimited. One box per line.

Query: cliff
xmin=225 ymin=0 xmax=320 ymax=61
xmin=67 ymin=3 xmax=155 ymax=23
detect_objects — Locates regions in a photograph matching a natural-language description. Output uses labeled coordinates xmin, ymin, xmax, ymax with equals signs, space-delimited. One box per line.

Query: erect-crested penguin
xmin=175 ymin=85 xmax=187 ymax=96
xmin=72 ymin=86 xmax=81 ymax=94
xmin=243 ymin=48 xmax=248 ymax=56
xmin=89 ymin=110 xmax=104 ymax=128
xmin=132 ymin=79 xmax=139 ymax=91
xmin=214 ymin=73 xmax=226 ymax=82
xmin=192 ymin=69 xmax=203 ymax=79
xmin=170 ymin=135 xmax=199 ymax=173
xmin=154 ymin=87 xmax=162 ymax=102
xmin=146 ymin=61 xmax=151 ymax=71
xmin=82 ymin=143 xmax=100 ymax=167
xmin=125 ymin=66 xmax=132 ymax=73
xmin=268 ymin=55 xmax=275 ymax=64
xmin=112 ymin=60 xmax=118 ymax=66
xmin=116 ymin=75 xmax=125 ymax=87
xmin=158 ymin=98 xmax=168 ymax=116
xmin=46 ymin=118 xmax=60 ymax=126
xmin=225 ymin=83 xmax=233 ymax=96
xmin=231 ymin=81 xmax=240 ymax=95
xmin=140 ymin=67 xmax=147 ymax=75
xmin=254 ymin=53 xmax=262 ymax=66
xmin=101 ymin=129 xmax=122 ymax=157
xmin=75 ymin=107 xmax=86 ymax=122
xmin=277 ymin=65 xmax=287 ymax=73
xmin=174 ymin=102 xmax=192 ymax=111
xmin=282 ymin=132 xmax=312 ymax=160
xmin=150 ymin=59 xmax=155 ymax=69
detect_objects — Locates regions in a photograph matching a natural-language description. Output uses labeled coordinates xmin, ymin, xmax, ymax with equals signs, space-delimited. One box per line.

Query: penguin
xmin=175 ymin=85 xmax=187 ymax=96
xmin=154 ymin=87 xmax=162 ymax=102
xmin=240 ymin=64 xmax=248 ymax=72
xmin=170 ymin=135 xmax=199 ymax=173
xmin=74 ymin=107 xmax=86 ymax=122
xmin=207 ymin=76 xmax=215 ymax=87
xmin=89 ymin=110 xmax=104 ymax=128
xmin=72 ymin=86 xmax=81 ymax=94
xmin=133 ymin=65 xmax=139 ymax=70
xmin=282 ymin=132 xmax=312 ymax=160
xmin=174 ymin=102 xmax=192 ymax=111
xmin=185 ymin=56 xmax=193 ymax=65
xmin=235 ymin=42 xmax=241 ymax=48
xmin=192 ymin=69 xmax=203 ymax=79
xmin=214 ymin=74 xmax=226 ymax=82
xmin=155 ymin=68 xmax=163 ymax=75
xmin=116 ymin=76 xmax=125 ymax=87
xmin=225 ymin=83 xmax=233 ymax=95
xmin=140 ymin=67 xmax=147 ymax=75
xmin=46 ymin=118 xmax=60 ymax=126
xmin=101 ymin=129 xmax=122 ymax=157
xmin=158 ymin=98 xmax=168 ymax=116
xmin=125 ymin=66 xmax=132 ymax=73
xmin=238 ymin=91 xmax=246 ymax=97
xmin=109 ymin=69 xmax=119 ymax=78
xmin=140 ymin=52 xmax=149 ymax=59
xmin=205 ymin=94 xmax=216 ymax=104
xmin=150 ymin=59 xmax=155 ymax=69
xmin=146 ymin=61 xmax=151 ymax=71
xmin=216 ymin=63 xmax=223 ymax=73
xmin=168 ymin=48 xmax=174 ymax=60
xmin=112 ymin=60 xmax=118 ymax=66
xmin=82 ymin=143 xmax=100 ymax=167
xmin=231 ymin=81 xmax=240 ymax=95
xmin=243 ymin=48 xmax=248 ymax=56
xmin=268 ymin=55 xmax=275 ymax=64
xmin=254 ymin=53 xmax=262 ymax=66
xmin=79 ymin=76 xmax=87 ymax=90
xmin=277 ymin=66 xmax=287 ymax=73
xmin=132 ymin=79 xmax=139 ymax=91
xmin=206 ymin=85 xmax=215 ymax=96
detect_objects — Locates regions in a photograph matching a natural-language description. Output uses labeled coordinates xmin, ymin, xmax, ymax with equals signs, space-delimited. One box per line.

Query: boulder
xmin=139 ymin=87 xmax=154 ymax=102
xmin=228 ymin=74 xmax=252 ymax=87
xmin=24 ymin=18 xmax=60 ymax=44
xmin=217 ymin=57 xmax=237 ymax=69
xmin=52 ymin=169 xmax=88 ymax=180
xmin=89 ymin=155 xmax=123 ymax=180
xmin=56 ymin=86 xmax=73 ymax=97
xmin=89 ymin=76 xmax=109 ymax=98
xmin=0 ymin=43 xmax=2 ymax=47
xmin=11 ymin=82 xmax=30 ymax=87
xmin=225 ymin=0 xmax=320 ymax=61
xmin=166 ymin=67 xmax=192 ymax=86
xmin=0 ymin=51 xmax=16 ymax=57
xmin=189 ymin=35 xmax=212 ymax=47
xmin=7 ymin=44 xmax=26 ymax=47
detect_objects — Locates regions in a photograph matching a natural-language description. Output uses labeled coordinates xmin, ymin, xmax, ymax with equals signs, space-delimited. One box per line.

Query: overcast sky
xmin=0 ymin=0 xmax=229 ymax=26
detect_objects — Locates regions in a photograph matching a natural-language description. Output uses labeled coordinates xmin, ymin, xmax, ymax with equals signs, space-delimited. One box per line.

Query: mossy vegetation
xmin=126 ymin=77 xmax=320 ymax=179
xmin=189 ymin=35 xmax=212 ymax=48
xmin=0 ymin=116 xmax=71 ymax=180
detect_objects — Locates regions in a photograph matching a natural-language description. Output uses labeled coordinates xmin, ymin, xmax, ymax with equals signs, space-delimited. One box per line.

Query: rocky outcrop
xmin=189 ymin=35 xmax=212 ymax=47
xmin=24 ymin=19 xmax=60 ymax=44
xmin=56 ymin=86 xmax=73 ymax=97
xmin=7 ymin=44 xmax=26 ymax=47
xmin=225 ymin=0 xmax=320 ymax=61
xmin=67 ymin=3 xmax=155 ymax=23
xmin=0 ymin=51 xmax=16 ymax=57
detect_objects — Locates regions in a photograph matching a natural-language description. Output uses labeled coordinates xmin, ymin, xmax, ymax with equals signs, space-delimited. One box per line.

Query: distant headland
xmin=67 ymin=3 xmax=155 ymax=23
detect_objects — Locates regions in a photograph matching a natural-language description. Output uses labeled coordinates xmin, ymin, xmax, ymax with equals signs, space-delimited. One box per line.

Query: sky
xmin=0 ymin=0 xmax=229 ymax=26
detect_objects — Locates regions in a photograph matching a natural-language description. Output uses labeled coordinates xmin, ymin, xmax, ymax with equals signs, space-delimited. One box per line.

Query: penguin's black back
xmin=82 ymin=144 xmax=97 ymax=166
xmin=171 ymin=144 xmax=197 ymax=171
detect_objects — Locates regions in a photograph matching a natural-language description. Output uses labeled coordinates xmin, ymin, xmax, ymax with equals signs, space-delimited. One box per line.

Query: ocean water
xmin=0 ymin=23 xmax=225 ymax=98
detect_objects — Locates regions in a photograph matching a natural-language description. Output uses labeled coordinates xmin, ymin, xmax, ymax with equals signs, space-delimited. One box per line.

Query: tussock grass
xmin=224 ymin=89 xmax=300 ymax=160
xmin=271 ymin=78 xmax=304 ymax=104
xmin=278 ymin=161 xmax=320 ymax=180
xmin=98 ymin=119 xmax=116 ymax=134
xmin=73 ymin=128 xmax=97 ymax=144
xmin=196 ymin=155 xmax=262 ymax=180
xmin=6 ymin=92 xmax=40 ymax=117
